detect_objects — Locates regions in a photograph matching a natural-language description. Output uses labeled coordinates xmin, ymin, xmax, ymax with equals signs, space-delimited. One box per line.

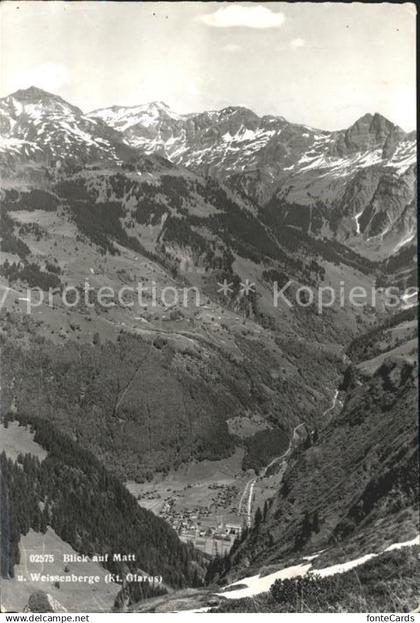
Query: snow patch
xmin=218 ymin=535 xmax=419 ymax=600
xmin=384 ymin=536 xmax=419 ymax=552
xmin=217 ymin=563 xmax=312 ymax=600
xmin=314 ymin=554 xmax=376 ymax=578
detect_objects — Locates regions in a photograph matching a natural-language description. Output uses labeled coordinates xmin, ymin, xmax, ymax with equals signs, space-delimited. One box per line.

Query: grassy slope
xmin=1 ymin=167 xmax=361 ymax=480
xmin=213 ymin=546 xmax=420 ymax=613
xmin=221 ymin=317 xmax=418 ymax=583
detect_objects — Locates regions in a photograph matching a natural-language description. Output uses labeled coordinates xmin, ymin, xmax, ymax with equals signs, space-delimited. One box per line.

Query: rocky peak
xmin=218 ymin=105 xmax=259 ymax=123
xmin=201 ymin=106 xmax=260 ymax=137
xmin=330 ymin=112 xmax=404 ymax=157
xmin=148 ymin=100 xmax=171 ymax=110
xmin=349 ymin=112 xmax=399 ymax=141
xmin=7 ymin=86 xmax=82 ymax=115
xmin=12 ymin=85 xmax=56 ymax=101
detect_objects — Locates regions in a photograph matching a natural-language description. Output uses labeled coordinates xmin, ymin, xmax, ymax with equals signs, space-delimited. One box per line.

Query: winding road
xmin=238 ymin=422 xmax=306 ymax=527
xmin=239 ymin=388 xmax=341 ymax=528
xmin=238 ymin=478 xmax=255 ymax=528
xmin=260 ymin=422 xmax=305 ymax=479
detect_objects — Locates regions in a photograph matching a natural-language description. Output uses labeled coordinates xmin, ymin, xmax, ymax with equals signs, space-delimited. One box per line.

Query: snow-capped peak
xmin=6 ymin=86 xmax=82 ymax=116
xmin=89 ymin=101 xmax=184 ymax=132
xmin=0 ymin=86 xmax=135 ymax=167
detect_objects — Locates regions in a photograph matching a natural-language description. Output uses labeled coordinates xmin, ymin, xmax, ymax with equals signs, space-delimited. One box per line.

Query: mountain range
xmin=1 ymin=87 xmax=416 ymax=260
xmin=91 ymin=98 xmax=416 ymax=260
xmin=0 ymin=86 xmax=417 ymax=612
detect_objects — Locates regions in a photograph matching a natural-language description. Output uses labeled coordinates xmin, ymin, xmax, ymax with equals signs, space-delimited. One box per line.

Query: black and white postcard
xmin=0 ymin=1 xmax=417 ymax=617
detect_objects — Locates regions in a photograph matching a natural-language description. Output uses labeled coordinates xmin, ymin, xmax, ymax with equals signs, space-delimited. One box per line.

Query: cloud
xmin=197 ymin=5 xmax=285 ymax=29
xmin=16 ymin=63 xmax=70 ymax=92
xmin=221 ymin=43 xmax=242 ymax=53
xmin=290 ymin=38 xmax=306 ymax=49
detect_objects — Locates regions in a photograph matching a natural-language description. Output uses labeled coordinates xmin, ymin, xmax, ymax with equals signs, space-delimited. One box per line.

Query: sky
xmin=0 ymin=1 xmax=416 ymax=130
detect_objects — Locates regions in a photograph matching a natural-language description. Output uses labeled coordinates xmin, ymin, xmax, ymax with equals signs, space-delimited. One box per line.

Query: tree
xmin=263 ymin=499 xmax=269 ymax=520
xmin=254 ymin=506 xmax=263 ymax=529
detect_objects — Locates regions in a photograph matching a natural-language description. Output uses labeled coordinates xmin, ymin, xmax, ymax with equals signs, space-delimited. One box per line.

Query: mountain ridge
xmin=4 ymin=85 xmax=414 ymax=132
xmin=1 ymin=85 xmax=414 ymax=262
xmin=85 ymin=92 xmax=416 ymax=260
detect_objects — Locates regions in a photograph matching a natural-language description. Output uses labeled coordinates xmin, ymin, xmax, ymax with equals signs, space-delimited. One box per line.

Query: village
xmin=136 ymin=483 xmax=243 ymax=556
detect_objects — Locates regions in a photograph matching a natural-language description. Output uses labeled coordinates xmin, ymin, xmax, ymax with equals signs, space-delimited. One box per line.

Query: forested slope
xmin=1 ymin=414 xmax=205 ymax=607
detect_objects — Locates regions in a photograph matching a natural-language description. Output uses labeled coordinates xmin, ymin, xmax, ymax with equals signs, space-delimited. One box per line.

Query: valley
xmin=0 ymin=84 xmax=417 ymax=613
xmin=126 ymin=421 xmax=294 ymax=556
